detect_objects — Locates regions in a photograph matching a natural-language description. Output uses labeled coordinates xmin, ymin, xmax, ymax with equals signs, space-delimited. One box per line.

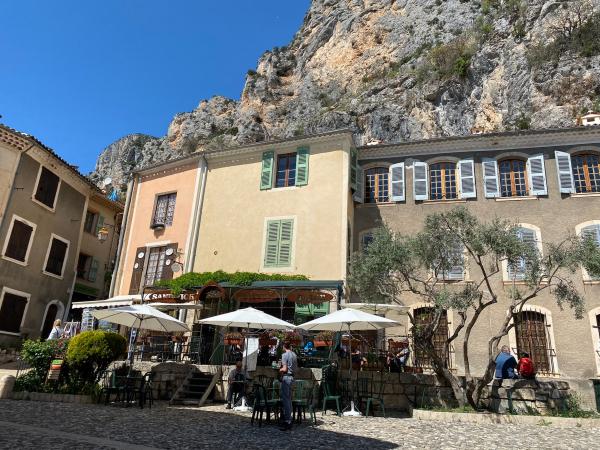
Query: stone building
xmin=0 ymin=124 xmax=122 ymax=344
xmin=352 ymin=126 xmax=600 ymax=402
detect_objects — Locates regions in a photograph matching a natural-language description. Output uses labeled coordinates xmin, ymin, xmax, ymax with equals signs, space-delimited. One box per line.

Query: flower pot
xmin=259 ymin=338 xmax=277 ymax=346
xmin=224 ymin=338 xmax=243 ymax=346
xmin=314 ymin=340 xmax=332 ymax=347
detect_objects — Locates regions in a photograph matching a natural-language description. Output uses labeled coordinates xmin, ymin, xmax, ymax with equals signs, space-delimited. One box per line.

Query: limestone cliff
xmin=91 ymin=0 xmax=600 ymax=187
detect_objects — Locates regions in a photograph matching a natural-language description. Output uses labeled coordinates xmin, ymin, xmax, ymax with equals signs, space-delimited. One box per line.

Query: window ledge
xmin=570 ymin=193 xmax=600 ymax=198
xmin=265 ymin=186 xmax=300 ymax=192
xmin=358 ymin=202 xmax=397 ymax=207
xmin=583 ymin=280 xmax=600 ymax=285
xmin=42 ymin=270 xmax=64 ymax=280
xmin=0 ymin=330 xmax=21 ymax=337
xmin=1 ymin=255 xmax=28 ymax=266
xmin=422 ymin=199 xmax=467 ymax=205
xmin=495 ymin=196 xmax=538 ymax=202
xmin=31 ymin=196 xmax=56 ymax=212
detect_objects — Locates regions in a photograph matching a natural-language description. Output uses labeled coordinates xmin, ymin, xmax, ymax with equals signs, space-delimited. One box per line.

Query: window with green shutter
xmin=260 ymin=151 xmax=274 ymax=190
xmin=264 ymin=219 xmax=295 ymax=268
xmin=296 ymin=147 xmax=309 ymax=186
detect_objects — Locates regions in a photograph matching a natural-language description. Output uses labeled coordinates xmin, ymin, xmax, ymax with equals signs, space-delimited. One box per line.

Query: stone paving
xmin=0 ymin=400 xmax=598 ymax=449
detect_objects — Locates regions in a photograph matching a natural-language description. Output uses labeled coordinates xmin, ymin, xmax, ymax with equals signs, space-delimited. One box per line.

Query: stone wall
xmin=0 ymin=349 xmax=18 ymax=365
xmin=480 ymin=379 xmax=570 ymax=415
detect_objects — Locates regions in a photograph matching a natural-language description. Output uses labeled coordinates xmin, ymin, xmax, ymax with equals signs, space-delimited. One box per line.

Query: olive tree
xmin=348 ymin=207 xmax=600 ymax=408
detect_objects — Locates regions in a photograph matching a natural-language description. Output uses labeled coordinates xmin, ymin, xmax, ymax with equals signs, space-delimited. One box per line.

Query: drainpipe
xmin=108 ymin=177 xmax=135 ymax=297
xmin=179 ymin=155 xmax=208 ymax=322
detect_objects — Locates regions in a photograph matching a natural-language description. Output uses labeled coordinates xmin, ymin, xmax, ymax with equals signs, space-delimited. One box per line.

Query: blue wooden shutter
xmin=413 ymin=162 xmax=428 ymax=201
xmin=277 ymin=219 xmax=294 ymax=266
xmin=554 ymin=151 xmax=575 ymax=194
xmin=458 ymin=159 xmax=476 ymax=198
xmin=260 ymin=151 xmax=274 ymax=190
xmin=509 ymin=228 xmax=536 ymax=281
xmin=296 ymin=147 xmax=310 ymax=186
xmin=482 ymin=158 xmax=500 ymax=198
xmin=527 ymin=154 xmax=547 ymax=196
xmin=264 ymin=221 xmax=280 ymax=267
xmin=389 ymin=163 xmax=405 ymax=202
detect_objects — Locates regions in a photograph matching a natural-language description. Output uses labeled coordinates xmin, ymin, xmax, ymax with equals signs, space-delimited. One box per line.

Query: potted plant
xmin=283 ymin=330 xmax=302 ymax=346
xmin=223 ymin=332 xmax=243 ymax=346
xmin=258 ymin=332 xmax=277 ymax=346
xmin=314 ymin=331 xmax=334 ymax=347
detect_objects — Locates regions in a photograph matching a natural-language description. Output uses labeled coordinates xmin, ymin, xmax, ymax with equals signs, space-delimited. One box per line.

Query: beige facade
xmin=353 ymin=127 xmax=600 ymax=395
xmin=194 ymin=132 xmax=353 ymax=282
xmin=0 ymin=138 xmax=22 ymax=226
xmin=114 ymin=157 xmax=204 ymax=296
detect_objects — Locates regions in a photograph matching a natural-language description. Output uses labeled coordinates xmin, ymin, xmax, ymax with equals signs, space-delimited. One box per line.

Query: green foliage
xmin=66 ymin=331 xmax=126 ymax=384
xmin=515 ymin=114 xmax=531 ymax=130
xmin=247 ymin=69 xmax=257 ymax=77
xmin=528 ymin=11 xmax=600 ymax=67
xmin=17 ymin=339 xmax=68 ymax=384
xmin=553 ymin=393 xmax=600 ymax=418
xmin=155 ymin=270 xmax=309 ymax=295
xmin=428 ymin=36 xmax=476 ymax=79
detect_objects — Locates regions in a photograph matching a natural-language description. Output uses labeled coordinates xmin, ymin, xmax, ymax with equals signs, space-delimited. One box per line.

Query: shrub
xmin=14 ymin=338 xmax=69 ymax=392
xmin=66 ymin=331 xmax=127 ymax=384
xmin=515 ymin=114 xmax=531 ymax=130
xmin=428 ymin=36 xmax=476 ymax=79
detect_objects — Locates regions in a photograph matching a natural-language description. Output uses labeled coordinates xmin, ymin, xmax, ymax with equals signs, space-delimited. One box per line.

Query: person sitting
xmin=517 ymin=352 xmax=536 ymax=380
xmin=494 ymin=345 xmax=518 ymax=380
xmin=226 ymin=360 xmax=246 ymax=409
xmin=351 ymin=349 xmax=367 ymax=370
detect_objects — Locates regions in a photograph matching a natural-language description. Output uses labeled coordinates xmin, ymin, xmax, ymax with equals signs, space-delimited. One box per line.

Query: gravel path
xmin=0 ymin=400 xmax=598 ymax=449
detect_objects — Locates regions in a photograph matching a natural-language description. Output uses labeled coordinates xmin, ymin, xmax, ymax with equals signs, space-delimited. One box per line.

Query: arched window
xmin=499 ymin=159 xmax=528 ymax=197
xmin=40 ymin=300 xmax=64 ymax=339
xmin=429 ymin=162 xmax=457 ymax=200
xmin=364 ymin=167 xmax=389 ymax=203
xmin=572 ymin=153 xmax=600 ymax=193
xmin=513 ymin=309 xmax=554 ymax=374
xmin=412 ymin=307 xmax=450 ymax=369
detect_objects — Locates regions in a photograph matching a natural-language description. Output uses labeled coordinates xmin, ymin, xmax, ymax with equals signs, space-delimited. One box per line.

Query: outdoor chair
xmin=99 ymin=370 xmax=125 ymax=405
xmin=321 ymin=364 xmax=341 ymax=416
xmin=266 ymin=379 xmax=281 ymax=421
xmin=359 ymin=376 xmax=386 ymax=417
xmin=251 ymin=384 xmax=273 ymax=427
xmin=139 ymin=371 xmax=155 ymax=409
xmin=292 ymin=380 xmax=311 ymax=424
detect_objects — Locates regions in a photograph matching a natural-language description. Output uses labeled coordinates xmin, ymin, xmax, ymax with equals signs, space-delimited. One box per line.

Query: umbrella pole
xmin=234 ymin=323 xmax=252 ymax=412
xmin=343 ymin=321 xmax=361 ymax=416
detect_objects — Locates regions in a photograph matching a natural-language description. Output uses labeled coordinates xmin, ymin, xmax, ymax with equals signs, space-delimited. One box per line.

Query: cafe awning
xmin=71 ymin=295 xmax=142 ymax=309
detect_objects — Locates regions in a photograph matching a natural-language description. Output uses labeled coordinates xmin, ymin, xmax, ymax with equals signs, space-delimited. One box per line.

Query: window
xmin=144 ymin=246 xmax=168 ymax=286
xmin=499 ymin=159 xmax=528 ymax=197
xmin=275 ymin=153 xmax=296 ymax=188
xmin=43 ymin=235 xmax=69 ymax=278
xmin=412 ymin=308 xmax=451 ymax=369
xmin=507 ymin=227 xmax=538 ymax=281
xmin=83 ymin=211 xmax=98 ymax=234
xmin=264 ymin=219 xmax=294 ymax=268
xmin=581 ymin=224 xmax=600 ymax=280
xmin=364 ymin=167 xmax=389 ymax=203
xmin=77 ymin=253 xmax=92 ymax=279
xmin=2 ymin=216 xmax=36 ymax=264
xmin=429 ymin=162 xmax=457 ymax=200
xmin=513 ymin=310 xmax=554 ymax=374
xmin=572 ymin=154 xmax=600 ymax=193
xmin=153 ymin=193 xmax=177 ymax=226
xmin=33 ymin=166 xmax=60 ymax=209
xmin=361 ymin=232 xmax=374 ymax=252
xmin=434 ymin=241 xmax=464 ymax=281
xmin=0 ymin=288 xmax=29 ymax=335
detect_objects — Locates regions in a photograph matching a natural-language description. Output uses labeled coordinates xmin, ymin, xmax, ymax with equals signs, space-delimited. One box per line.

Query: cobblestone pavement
xmin=0 ymin=400 xmax=598 ymax=450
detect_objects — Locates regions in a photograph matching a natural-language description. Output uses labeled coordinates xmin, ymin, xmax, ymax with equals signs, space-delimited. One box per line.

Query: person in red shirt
xmin=517 ymin=352 xmax=536 ymax=380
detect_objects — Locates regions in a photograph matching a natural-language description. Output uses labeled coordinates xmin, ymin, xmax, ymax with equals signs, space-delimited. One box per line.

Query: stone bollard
xmin=0 ymin=375 xmax=16 ymax=399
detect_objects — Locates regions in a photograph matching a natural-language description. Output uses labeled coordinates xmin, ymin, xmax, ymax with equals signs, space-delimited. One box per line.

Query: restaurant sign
xmin=145 ymin=289 xmax=200 ymax=303
xmin=287 ymin=290 xmax=333 ymax=305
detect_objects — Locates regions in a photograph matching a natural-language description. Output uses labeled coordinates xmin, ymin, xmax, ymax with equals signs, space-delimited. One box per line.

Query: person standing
xmin=279 ymin=341 xmax=298 ymax=431
xmin=47 ymin=320 xmax=63 ymax=340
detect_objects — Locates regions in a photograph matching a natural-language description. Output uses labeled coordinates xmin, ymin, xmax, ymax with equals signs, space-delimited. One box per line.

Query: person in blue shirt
xmin=495 ymin=345 xmax=518 ymax=379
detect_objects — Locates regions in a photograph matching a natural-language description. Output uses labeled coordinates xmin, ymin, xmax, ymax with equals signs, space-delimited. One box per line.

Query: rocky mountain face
xmin=92 ymin=0 xmax=600 ymax=188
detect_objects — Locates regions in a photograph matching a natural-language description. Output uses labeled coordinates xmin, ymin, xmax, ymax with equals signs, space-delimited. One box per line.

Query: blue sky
xmin=0 ymin=0 xmax=310 ymax=173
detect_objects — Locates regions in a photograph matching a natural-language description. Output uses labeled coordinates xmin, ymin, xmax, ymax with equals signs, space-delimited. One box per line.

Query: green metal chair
xmin=251 ymin=384 xmax=274 ymax=427
xmin=267 ymin=379 xmax=281 ymax=421
xmin=321 ymin=365 xmax=341 ymax=416
xmin=363 ymin=376 xmax=386 ymax=417
xmin=292 ymin=380 xmax=313 ymax=423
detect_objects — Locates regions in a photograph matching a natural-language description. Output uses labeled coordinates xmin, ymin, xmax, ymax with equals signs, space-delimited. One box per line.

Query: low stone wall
xmin=0 ymin=350 xmax=18 ymax=365
xmin=480 ymin=379 xmax=570 ymax=414
xmin=11 ymin=391 xmax=93 ymax=404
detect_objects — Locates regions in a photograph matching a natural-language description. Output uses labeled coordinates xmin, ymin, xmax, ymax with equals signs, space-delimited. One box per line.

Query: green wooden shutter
xmin=264 ymin=221 xmax=280 ymax=267
xmin=88 ymin=258 xmax=99 ymax=282
xmin=260 ymin=151 xmax=274 ymax=190
xmin=277 ymin=219 xmax=294 ymax=266
xmin=296 ymin=147 xmax=310 ymax=186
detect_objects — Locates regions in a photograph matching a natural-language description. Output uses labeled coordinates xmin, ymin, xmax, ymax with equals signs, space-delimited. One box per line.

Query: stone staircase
xmin=170 ymin=369 xmax=220 ymax=406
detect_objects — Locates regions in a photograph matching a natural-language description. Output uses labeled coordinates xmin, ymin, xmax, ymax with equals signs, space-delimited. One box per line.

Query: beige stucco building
xmin=352 ymin=126 xmax=600 ymax=402
xmin=0 ymin=124 xmax=122 ymax=344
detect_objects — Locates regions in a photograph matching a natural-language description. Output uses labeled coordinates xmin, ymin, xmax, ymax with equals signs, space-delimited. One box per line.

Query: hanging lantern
xmin=97 ymin=226 xmax=109 ymax=243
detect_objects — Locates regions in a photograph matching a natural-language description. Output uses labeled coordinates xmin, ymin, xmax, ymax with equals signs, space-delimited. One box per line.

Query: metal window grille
xmin=144 ymin=246 xmax=167 ymax=286
xmin=499 ymin=159 xmax=528 ymax=197
xmin=411 ymin=308 xmax=452 ymax=370
xmin=514 ymin=309 xmax=556 ymax=375
xmin=153 ymin=193 xmax=177 ymax=226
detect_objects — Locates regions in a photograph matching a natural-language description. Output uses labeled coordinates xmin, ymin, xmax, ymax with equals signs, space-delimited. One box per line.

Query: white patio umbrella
xmin=92 ymin=304 xmax=189 ymax=333
xmin=198 ymin=307 xmax=295 ymax=411
xmin=299 ymin=307 xmax=398 ymax=416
